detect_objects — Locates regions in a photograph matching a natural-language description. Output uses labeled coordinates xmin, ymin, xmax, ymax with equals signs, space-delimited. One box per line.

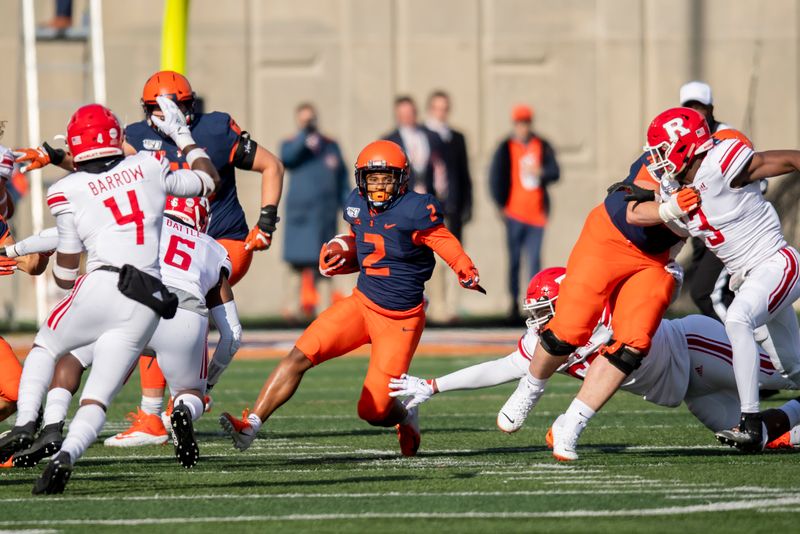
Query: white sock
xmin=563 ymin=398 xmax=596 ymax=435
xmin=140 ymin=395 xmax=163 ymax=416
xmin=174 ymin=393 xmax=203 ymax=422
xmin=15 ymin=347 xmax=57 ymax=426
xmin=725 ymin=320 xmax=761 ymax=413
xmin=521 ymin=370 xmax=548 ymax=406
xmin=779 ymin=399 xmax=800 ymax=428
xmin=790 ymin=425 xmax=800 ymax=446
xmin=247 ymin=413 xmax=263 ymax=433
xmin=60 ymin=404 xmax=106 ymax=462
xmin=43 ymin=387 xmax=73 ymax=426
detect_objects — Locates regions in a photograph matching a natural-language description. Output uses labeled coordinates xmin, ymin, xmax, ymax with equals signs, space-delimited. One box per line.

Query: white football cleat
xmin=496 ymin=379 xmax=539 ymax=433
xmin=551 ymin=414 xmax=581 ymax=461
xmin=219 ymin=410 xmax=258 ymax=451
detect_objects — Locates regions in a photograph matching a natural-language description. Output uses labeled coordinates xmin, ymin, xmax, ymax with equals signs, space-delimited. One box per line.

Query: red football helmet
xmin=644 ymin=107 xmax=713 ymax=183
xmin=523 ymin=267 xmax=567 ymax=332
xmin=355 ymin=140 xmax=409 ymax=209
xmin=164 ymin=196 xmax=210 ymax=232
xmin=66 ymin=104 xmax=124 ymax=163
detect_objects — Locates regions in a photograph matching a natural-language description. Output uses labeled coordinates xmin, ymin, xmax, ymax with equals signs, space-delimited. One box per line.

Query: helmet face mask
xmin=354 ymin=141 xmax=410 ymax=210
xmin=362 ymin=170 xmax=402 ymax=207
xmin=523 ymin=266 xmax=566 ymax=333
xmin=523 ymin=297 xmax=556 ymax=332
xmin=643 ymin=107 xmax=713 ymax=187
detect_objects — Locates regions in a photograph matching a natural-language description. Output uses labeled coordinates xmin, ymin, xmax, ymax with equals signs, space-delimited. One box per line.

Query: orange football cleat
xmin=545 ymin=427 xmax=554 ymax=449
xmin=765 ymin=431 xmax=794 ymax=450
xmin=103 ymin=408 xmax=168 ymax=447
xmin=1 ymin=457 xmax=12 ymax=468
xmin=219 ymin=409 xmax=258 ymax=451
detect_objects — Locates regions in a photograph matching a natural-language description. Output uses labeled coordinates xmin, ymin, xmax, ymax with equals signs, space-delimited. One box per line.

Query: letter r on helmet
xmin=663 ymin=118 xmax=690 ymax=142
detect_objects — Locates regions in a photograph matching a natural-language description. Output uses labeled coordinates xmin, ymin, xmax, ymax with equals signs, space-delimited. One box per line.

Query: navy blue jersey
xmin=343 ymin=189 xmax=444 ymax=311
xmin=0 ymin=215 xmax=8 ymax=242
xmin=603 ymin=153 xmax=681 ymax=255
xmin=125 ymin=112 xmax=249 ymax=240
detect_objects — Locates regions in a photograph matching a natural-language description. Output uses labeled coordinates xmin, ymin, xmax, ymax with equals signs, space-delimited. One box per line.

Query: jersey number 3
xmin=104 ymin=191 xmax=145 ymax=245
xmin=691 ymin=207 xmax=725 ymax=247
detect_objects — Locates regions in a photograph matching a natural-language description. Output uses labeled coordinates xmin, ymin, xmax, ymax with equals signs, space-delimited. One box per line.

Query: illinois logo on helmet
xmin=644 ymin=107 xmax=713 ymax=184
xmin=164 ymin=195 xmax=211 ymax=232
xmin=141 ymin=70 xmax=197 ymax=128
xmin=66 ymin=104 xmax=124 ymax=163
xmin=354 ymin=140 xmax=409 ymax=209
xmin=523 ymin=267 xmax=566 ymax=332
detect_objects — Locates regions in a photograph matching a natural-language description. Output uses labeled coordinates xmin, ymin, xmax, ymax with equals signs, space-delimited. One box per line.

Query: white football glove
xmin=151 ymin=96 xmax=195 ymax=150
xmin=388 ymin=373 xmax=435 ymax=409
xmin=0 ymin=145 xmax=14 ymax=180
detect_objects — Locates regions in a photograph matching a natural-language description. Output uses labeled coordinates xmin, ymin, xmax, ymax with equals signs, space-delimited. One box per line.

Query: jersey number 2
xmin=104 ymin=191 xmax=145 ymax=245
xmin=363 ymin=233 xmax=390 ymax=276
xmin=164 ymin=235 xmax=196 ymax=271
xmin=691 ymin=208 xmax=725 ymax=247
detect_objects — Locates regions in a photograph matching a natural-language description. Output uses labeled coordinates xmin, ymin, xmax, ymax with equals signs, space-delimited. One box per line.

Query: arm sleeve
xmin=540 ymin=139 xmax=560 ymax=185
xmin=279 ymin=134 xmax=311 ymax=169
xmin=720 ymin=140 xmax=755 ymax=185
xmin=228 ymin=116 xmax=258 ymax=170
xmin=207 ymin=300 xmax=243 ymax=386
xmin=55 ymin=213 xmax=83 ymax=254
xmin=412 ymin=224 xmax=473 ymax=273
xmin=6 ymin=227 xmax=59 ymax=257
xmin=435 ymin=352 xmax=528 ymax=393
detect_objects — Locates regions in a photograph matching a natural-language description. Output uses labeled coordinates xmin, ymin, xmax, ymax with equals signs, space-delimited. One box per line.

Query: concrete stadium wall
xmin=1 ymin=0 xmax=798 ymax=322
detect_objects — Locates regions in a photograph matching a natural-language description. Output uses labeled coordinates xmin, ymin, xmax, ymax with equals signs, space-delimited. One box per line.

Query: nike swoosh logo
xmin=402 ymin=327 xmax=415 ymax=332
xmin=501 ymin=412 xmax=515 ymax=423
xmin=384 ymin=223 xmax=397 ymax=229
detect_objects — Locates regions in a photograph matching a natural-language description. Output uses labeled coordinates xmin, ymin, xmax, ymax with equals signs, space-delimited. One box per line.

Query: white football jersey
xmin=518 ymin=307 xmax=613 ymax=371
xmin=159 ymin=216 xmax=232 ymax=307
xmin=665 ymin=138 xmax=786 ymax=276
xmin=46 ymin=151 xmax=207 ymax=277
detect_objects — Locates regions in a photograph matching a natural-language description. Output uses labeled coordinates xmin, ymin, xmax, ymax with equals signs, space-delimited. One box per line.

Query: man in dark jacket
xmin=489 ymin=104 xmax=560 ymax=318
xmin=383 ymin=96 xmax=444 ymax=196
xmin=424 ymin=90 xmax=473 ymax=241
xmin=281 ymin=103 xmax=349 ymax=317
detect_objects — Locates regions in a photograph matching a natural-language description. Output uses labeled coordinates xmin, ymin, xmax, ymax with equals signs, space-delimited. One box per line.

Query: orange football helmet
xmin=141 ymin=70 xmax=196 ymax=125
xmin=355 ymin=140 xmax=409 ymax=209
xmin=712 ymin=128 xmax=754 ymax=149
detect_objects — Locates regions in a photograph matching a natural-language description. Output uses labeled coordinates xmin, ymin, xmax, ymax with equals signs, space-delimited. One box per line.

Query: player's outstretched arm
xmin=14 ymin=142 xmax=73 ymax=173
xmin=414 ymin=225 xmax=482 ymax=291
xmin=732 ymin=150 xmax=800 ymax=187
xmin=1 ymin=235 xmax=49 ymax=277
xmin=244 ymin=146 xmax=285 ymax=252
xmin=206 ymin=273 xmax=243 ymax=389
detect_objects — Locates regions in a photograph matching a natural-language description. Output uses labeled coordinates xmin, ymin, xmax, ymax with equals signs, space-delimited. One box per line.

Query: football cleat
xmin=219 ymin=409 xmax=257 ymax=451
xmin=13 ymin=421 xmax=64 ymax=468
xmin=765 ymin=431 xmax=794 ymax=450
xmin=1 ymin=458 xmax=11 ymax=468
xmin=497 ymin=379 xmax=538 ymax=433
xmin=204 ymin=394 xmax=213 ymax=413
xmin=32 ymin=451 xmax=73 ymax=495
xmin=170 ymin=402 xmax=199 ymax=468
xmin=551 ymin=414 xmax=581 ymax=462
xmin=545 ymin=427 xmax=554 ymax=449
xmin=715 ymin=414 xmax=768 ymax=453
xmin=0 ymin=420 xmax=37 ymax=462
xmin=396 ymin=405 xmax=421 ymax=457
xmin=103 ymin=408 xmax=168 ymax=447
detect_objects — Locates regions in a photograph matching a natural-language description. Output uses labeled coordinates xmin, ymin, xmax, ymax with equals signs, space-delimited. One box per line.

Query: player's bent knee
xmin=602 ymin=341 xmax=643 ymax=376
xmin=287 ymin=346 xmax=315 ymax=371
xmin=0 ymin=399 xmax=16 ymax=422
xmin=79 ymin=398 xmax=107 ymax=412
xmin=540 ymin=328 xmax=578 ymax=356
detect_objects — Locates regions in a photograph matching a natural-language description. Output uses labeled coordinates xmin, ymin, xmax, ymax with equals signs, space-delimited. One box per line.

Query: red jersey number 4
xmin=104 ymin=190 xmax=145 ymax=245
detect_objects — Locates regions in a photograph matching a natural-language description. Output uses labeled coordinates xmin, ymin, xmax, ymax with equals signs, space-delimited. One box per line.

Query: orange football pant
xmin=295 ymin=288 xmax=425 ymax=422
xmin=0 ymin=336 xmax=22 ymax=402
xmin=139 ymin=237 xmax=253 ymax=391
xmin=547 ymin=205 xmax=675 ymax=353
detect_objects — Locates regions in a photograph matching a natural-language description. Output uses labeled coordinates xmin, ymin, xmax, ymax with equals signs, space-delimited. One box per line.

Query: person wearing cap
xmin=489 ymin=104 xmax=560 ymax=319
xmin=679 ymin=81 xmax=735 ymax=322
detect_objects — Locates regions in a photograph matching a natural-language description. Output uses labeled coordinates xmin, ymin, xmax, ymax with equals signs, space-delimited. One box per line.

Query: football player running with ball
xmin=220 ymin=140 xmax=482 ymax=456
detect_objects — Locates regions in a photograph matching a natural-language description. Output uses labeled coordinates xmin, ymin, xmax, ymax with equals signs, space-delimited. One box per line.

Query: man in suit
xmin=424 ymin=91 xmax=473 ymax=241
xmin=383 ymin=96 xmax=443 ymax=196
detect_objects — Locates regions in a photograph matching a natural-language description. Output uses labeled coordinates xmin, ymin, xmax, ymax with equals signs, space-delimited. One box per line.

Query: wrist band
xmin=185 ymin=147 xmax=209 ymax=167
xmin=53 ymin=263 xmax=79 ymax=281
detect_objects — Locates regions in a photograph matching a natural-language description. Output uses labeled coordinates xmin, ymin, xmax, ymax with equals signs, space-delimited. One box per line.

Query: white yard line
xmin=3 ymin=497 xmax=800 ymax=526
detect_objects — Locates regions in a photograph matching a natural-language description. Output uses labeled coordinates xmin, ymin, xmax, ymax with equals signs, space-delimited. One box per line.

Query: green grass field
xmin=1 ymin=355 xmax=798 ymax=533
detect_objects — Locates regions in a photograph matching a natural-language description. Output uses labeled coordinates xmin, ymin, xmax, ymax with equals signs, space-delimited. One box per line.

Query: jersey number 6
xmin=164 ymin=235 xmax=197 ymax=271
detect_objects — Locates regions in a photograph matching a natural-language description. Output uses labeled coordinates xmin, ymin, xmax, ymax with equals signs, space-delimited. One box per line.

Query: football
xmin=325 ymin=233 xmax=359 ymax=272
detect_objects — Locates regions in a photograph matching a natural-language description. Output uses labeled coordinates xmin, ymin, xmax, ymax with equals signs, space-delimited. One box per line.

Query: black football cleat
xmin=715 ymin=413 xmax=768 ymax=453
xmin=32 ymin=451 xmax=73 ymax=495
xmin=170 ymin=402 xmax=199 ymax=469
xmin=0 ymin=420 xmax=38 ymax=463
xmin=13 ymin=421 xmax=65 ymax=468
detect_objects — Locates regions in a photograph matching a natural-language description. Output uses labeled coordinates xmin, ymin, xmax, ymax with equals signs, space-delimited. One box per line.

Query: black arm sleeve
xmin=231 ymin=131 xmax=258 ymax=170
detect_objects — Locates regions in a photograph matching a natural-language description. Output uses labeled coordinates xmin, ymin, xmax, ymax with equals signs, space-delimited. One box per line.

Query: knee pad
xmin=539 ymin=328 xmax=578 ymax=356
xmin=602 ymin=341 xmax=643 ymax=376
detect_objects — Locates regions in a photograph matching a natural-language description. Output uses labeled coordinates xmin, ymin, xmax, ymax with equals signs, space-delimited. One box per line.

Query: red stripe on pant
xmin=46 ymin=274 xmax=87 ymax=330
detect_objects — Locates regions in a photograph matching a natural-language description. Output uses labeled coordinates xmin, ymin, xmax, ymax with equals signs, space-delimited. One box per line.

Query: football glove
xmin=606 ymin=181 xmax=656 ymax=205
xmin=0 ymin=145 xmax=14 ymax=179
xmin=0 ymin=256 xmax=17 ymax=276
xmin=13 ymin=142 xmax=65 ymax=174
xmin=318 ymin=243 xmax=346 ymax=277
xmin=454 ymin=257 xmax=483 ymax=292
xmin=151 ymin=96 xmax=195 ymax=150
xmin=659 ymin=187 xmax=700 ymax=222
xmin=244 ymin=205 xmax=279 ymax=251
xmin=388 ymin=374 xmax=436 ymax=409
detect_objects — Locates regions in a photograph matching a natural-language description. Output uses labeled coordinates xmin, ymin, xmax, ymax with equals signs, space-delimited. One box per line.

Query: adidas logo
xmin=152 ymin=291 xmax=163 ymax=301
xmin=695 ymin=365 xmax=703 ymax=377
